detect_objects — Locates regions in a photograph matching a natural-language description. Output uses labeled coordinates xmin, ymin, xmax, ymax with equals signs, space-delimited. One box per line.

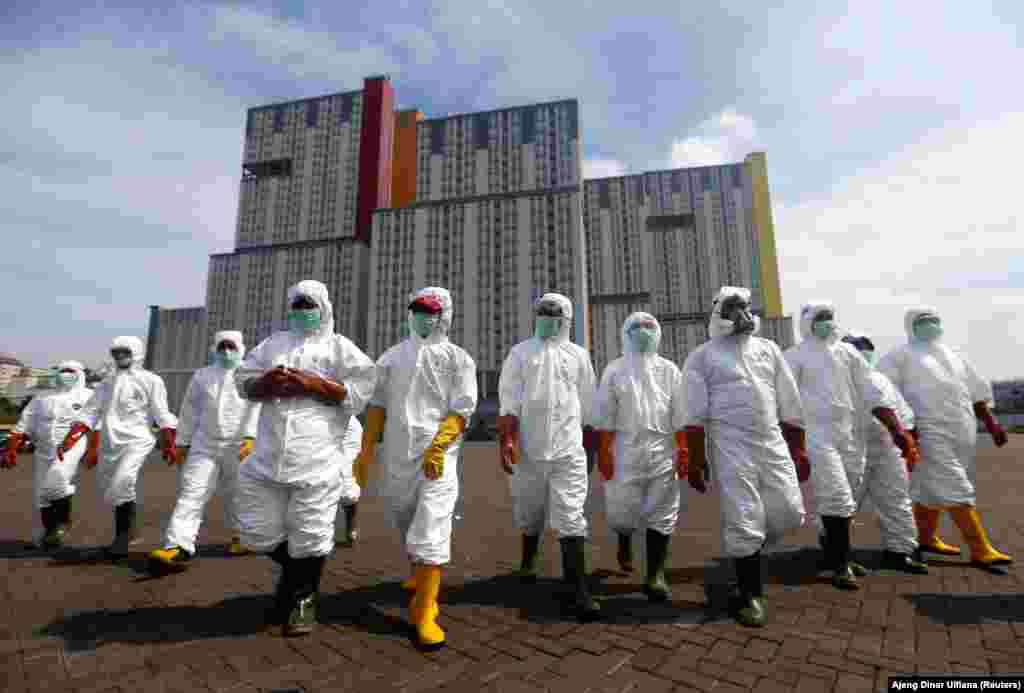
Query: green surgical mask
xmin=914 ymin=320 xmax=943 ymax=342
xmin=399 ymin=320 xmax=410 ymax=339
xmin=288 ymin=308 xmax=321 ymax=333
xmin=535 ymin=316 xmax=563 ymax=339
xmin=862 ymin=350 xmax=879 ymax=368
xmin=411 ymin=313 xmax=438 ymax=338
xmin=55 ymin=372 xmax=77 ymax=387
xmin=216 ymin=351 xmax=241 ymax=368
xmin=812 ymin=320 xmax=835 ymax=339
xmin=629 ymin=328 xmax=657 ymax=353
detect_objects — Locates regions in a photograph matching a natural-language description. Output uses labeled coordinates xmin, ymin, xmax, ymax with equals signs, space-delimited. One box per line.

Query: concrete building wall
xmin=415 ymin=100 xmax=580 ymax=204
xmin=370 ymin=189 xmax=586 ymax=396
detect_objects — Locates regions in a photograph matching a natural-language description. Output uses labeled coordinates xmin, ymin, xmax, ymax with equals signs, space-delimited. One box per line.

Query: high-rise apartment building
xmin=146 ymin=76 xmax=792 ymax=411
xmin=584 ymin=152 xmax=792 ymax=374
xmin=368 ymin=100 xmax=588 ymax=395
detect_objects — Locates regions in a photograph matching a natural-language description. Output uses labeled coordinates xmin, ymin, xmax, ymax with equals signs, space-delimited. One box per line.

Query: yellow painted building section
xmin=391 ymin=109 xmax=423 ymax=208
xmin=745 ymin=152 xmax=783 ymax=319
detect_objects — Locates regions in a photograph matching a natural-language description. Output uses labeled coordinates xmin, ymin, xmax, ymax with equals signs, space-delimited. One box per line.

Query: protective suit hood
xmin=798 ymin=300 xmax=838 ymax=341
xmin=55 ymin=360 xmax=87 ymax=390
xmin=111 ymin=336 xmax=145 ymax=368
xmin=708 ymin=286 xmax=761 ymax=339
xmin=621 ymin=311 xmax=662 ymax=357
xmin=535 ymin=292 xmax=573 ymax=343
xmin=904 ymin=305 xmax=941 ymax=344
xmin=407 ymin=286 xmax=453 ymax=343
xmin=286 ymin=279 xmax=335 ymax=340
xmin=211 ymin=330 xmax=247 ymax=360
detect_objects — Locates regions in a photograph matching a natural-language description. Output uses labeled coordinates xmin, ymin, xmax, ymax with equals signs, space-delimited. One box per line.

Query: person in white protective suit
xmin=879 ymin=306 xmax=1011 ymax=569
xmin=839 ymin=329 xmax=928 ymax=574
xmin=354 ymin=287 xmax=477 ymax=651
xmin=233 ymin=280 xmax=376 ymax=638
xmin=147 ymin=331 xmax=260 ymax=573
xmin=333 ymin=415 xmax=363 ymax=547
xmin=58 ymin=337 xmax=179 ymax=560
xmin=682 ymin=287 xmax=809 ymax=628
xmin=784 ymin=302 xmax=916 ymax=591
xmin=3 ymin=361 xmax=97 ymax=549
xmin=497 ymin=292 xmax=602 ymax=622
xmin=593 ymin=313 xmax=689 ymax=602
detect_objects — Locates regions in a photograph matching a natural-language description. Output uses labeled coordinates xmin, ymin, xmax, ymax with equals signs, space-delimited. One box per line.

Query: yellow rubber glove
xmin=239 ymin=437 xmax=254 ymax=461
xmin=355 ymin=406 xmax=386 ymax=488
xmin=423 ymin=414 xmax=466 ymax=480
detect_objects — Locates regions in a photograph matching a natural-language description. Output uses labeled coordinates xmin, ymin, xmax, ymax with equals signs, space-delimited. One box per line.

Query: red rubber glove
xmin=159 ymin=428 xmax=179 ymax=466
xmin=58 ymin=422 xmax=91 ymax=462
xmin=685 ymin=426 xmax=708 ymax=493
xmin=2 ymin=433 xmax=23 ymax=469
xmin=596 ymin=431 xmax=614 ymax=481
xmin=496 ymin=415 xmax=520 ymax=475
xmin=674 ymin=431 xmax=689 ymax=479
xmin=83 ymin=431 xmax=100 ymax=468
xmin=974 ymin=402 xmax=1008 ymax=447
xmin=780 ymin=421 xmax=810 ymax=483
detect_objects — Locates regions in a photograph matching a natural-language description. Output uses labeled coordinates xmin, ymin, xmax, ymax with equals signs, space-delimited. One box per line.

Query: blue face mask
xmin=55 ymin=372 xmax=77 ymax=387
xmin=411 ymin=313 xmax=438 ymax=338
xmin=288 ymin=308 xmax=321 ymax=334
xmin=629 ymin=328 xmax=658 ymax=353
xmin=862 ymin=350 xmax=879 ymax=368
xmin=216 ymin=351 xmax=241 ymax=368
xmin=812 ymin=320 xmax=835 ymax=339
xmin=914 ymin=319 xmax=943 ymax=342
xmin=535 ymin=317 xmax=563 ymax=339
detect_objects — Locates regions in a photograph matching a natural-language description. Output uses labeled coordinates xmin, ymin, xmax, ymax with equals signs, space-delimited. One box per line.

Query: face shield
xmin=719 ymin=295 xmax=756 ymax=335
xmin=912 ymin=314 xmax=943 ymax=342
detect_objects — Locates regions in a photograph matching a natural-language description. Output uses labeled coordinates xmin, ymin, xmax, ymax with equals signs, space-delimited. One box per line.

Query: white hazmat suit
xmin=879 ymin=306 xmax=1010 ymax=567
xmin=595 ymin=313 xmax=686 ymax=537
xmin=784 ymin=302 xmax=890 ymax=521
xmin=75 ymin=336 xmax=177 ymax=503
xmin=333 ymin=416 xmax=363 ymax=543
xmin=234 ymin=281 xmax=376 ymax=559
xmin=683 ymin=289 xmax=806 ymax=559
xmin=11 ymin=361 xmax=93 ymax=545
xmin=368 ymin=287 xmax=477 ymax=566
xmin=841 ymin=329 xmax=923 ymax=567
xmin=158 ymin=331 xmax=260 ymax=557
xmin=499 ymin=293 xmax=597 ymax=539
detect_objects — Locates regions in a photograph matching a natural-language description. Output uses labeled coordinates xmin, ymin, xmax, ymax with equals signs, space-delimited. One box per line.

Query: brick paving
xmin=2 ymin=438 xmax=1023 ymax=692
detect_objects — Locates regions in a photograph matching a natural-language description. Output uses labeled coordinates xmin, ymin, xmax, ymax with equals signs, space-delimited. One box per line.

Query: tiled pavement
xmin=2 ymin=438 xmax=1023 ymax=692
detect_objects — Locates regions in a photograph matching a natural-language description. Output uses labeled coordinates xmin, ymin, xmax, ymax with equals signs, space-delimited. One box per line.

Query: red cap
xmin=409 ymin=295 xmax=443 ymax=314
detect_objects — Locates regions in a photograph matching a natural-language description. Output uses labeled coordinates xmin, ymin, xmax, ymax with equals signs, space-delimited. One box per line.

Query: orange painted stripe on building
xmin=391 ymin=109 xmax=422 ymax=208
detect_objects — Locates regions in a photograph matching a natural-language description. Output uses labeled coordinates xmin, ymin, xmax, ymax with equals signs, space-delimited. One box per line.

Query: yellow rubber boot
xmin=409 ymin=565 xmax=445 ymax=650
xmin=227 ymin=537 xmax=250 ymax=556
xmin=148 ymin=546 xmax=191 ymax=572
xmin=914 ymin=503 xmax=961 ymax=556
xmin=949 ymin=506 xmax=1012 ymax=566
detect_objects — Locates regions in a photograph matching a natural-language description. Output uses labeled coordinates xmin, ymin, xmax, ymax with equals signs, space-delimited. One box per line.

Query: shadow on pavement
xmin=908 ymin=593 xmax=1024 ymax=625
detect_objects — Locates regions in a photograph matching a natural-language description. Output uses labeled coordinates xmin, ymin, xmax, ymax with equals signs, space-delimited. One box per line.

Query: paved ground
xmin=2 ymin=438 xmax=1023 ymax=693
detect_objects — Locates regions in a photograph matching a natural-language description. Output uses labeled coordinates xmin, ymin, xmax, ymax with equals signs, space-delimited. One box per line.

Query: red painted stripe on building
xmin=356 ymin=76 xmax=395 ymax=242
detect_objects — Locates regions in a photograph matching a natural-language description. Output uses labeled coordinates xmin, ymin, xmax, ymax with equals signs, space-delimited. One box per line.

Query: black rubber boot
xmin=107 ymin=501 xmax=136 ymax=560
xmin=40 ymin=505 xmax=63 ymax=548
xmin=266 ymin=542 xmax=292 ymax=626
xmin=284 ymin=555 xmax=325 ymax=637
xmin=54 ymin=495 xmax=73 ymax=528
xmin=516 ymin=534 xmax=541 ymax=584
xmin=560 ymin=537 xmax=600 ymax=622
xmin=617 ymin=532 xmax=633 ymax=573
xmin=643 ymin=529 xmax=671 ymax=602
xmin=342 ymin=504 xmax=358 ymax=545
xmin=822 ymin=516 xmax=859 ymax=590
xmin=880 ymin=550 xmax=929 ymax=574
xmin=731 ymin=552 xmax=766 ymax=627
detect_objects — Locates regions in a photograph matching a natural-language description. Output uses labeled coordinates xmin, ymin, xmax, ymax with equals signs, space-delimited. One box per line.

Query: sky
xmin=2 ymin=1 xmax=1022 ymax=379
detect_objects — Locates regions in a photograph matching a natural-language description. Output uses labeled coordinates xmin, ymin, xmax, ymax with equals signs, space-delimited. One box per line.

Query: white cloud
xmin=669 ymin=108 xmax=759 ymax=168
xmin=583 ymin=158 xmax=627 ymax=179
xmin=775 ymin=112 xmax=1024 ymax=380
